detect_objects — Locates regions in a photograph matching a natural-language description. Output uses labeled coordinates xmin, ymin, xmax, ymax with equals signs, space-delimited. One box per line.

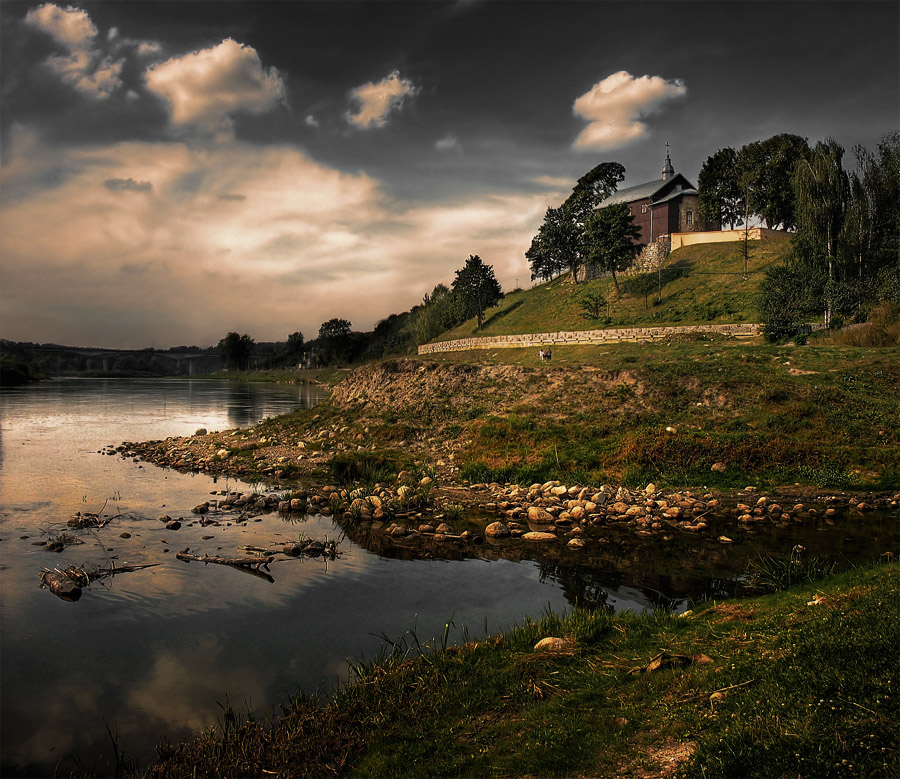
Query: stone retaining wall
xmin=418 ymin=323 xmax=817 ymax=354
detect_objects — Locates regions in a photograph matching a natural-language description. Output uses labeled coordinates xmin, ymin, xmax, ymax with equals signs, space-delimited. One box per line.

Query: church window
xmin=686 ymin=210 xmax=693 ymax=226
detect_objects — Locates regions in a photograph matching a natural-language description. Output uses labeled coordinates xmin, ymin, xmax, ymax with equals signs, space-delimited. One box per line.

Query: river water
xmin=0 ymin=378 xmax=896 ymax=776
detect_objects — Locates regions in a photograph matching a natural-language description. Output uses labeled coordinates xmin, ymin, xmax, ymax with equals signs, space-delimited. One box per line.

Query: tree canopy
xmin=528 ymin=162 xmax=626 ymax=283
xmin=451 ymin=255 xmax=503 ymax=329
xmin=697 ymin=147 xmax=743 ymax=229
xmin=217 ymin=332 xmax=255 ymax=371
xmin=736 ymin=133 xmax=810 ymax=230
xmin=584 ymin=202 xmax=642 ymax=293
xmin=316 ymin=318 xmax=352 ymax=365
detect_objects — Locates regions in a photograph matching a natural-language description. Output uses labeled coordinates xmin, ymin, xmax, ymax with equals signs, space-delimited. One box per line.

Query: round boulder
xmin=485 ymin=521 xmax=510 ymax=538
xmin=527 ymin=506 xmax=555 ymax=524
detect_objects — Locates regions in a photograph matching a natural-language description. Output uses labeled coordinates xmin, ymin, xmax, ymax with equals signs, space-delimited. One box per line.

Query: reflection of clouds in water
xmin=127 ymin=635 xmax=267 ymax=733
xmin=12 ymin=676 xmax=104 ymax=767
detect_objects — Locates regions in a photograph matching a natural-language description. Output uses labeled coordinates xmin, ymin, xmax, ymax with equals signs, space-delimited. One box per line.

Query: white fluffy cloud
xmin=145 ymin=39 xmax=286 ymax=131
xmin=347 ymin=70 xmax=417 ymax=129
xmin=24 ymin=2 xmax=124 ymax=99
xmin=24 ymin=2 xmax=96 ymax=48
xmin=572 ymin=70 xmax=687 ymax=151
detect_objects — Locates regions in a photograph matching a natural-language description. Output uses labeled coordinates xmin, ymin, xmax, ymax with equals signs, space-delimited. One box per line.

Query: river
xmin=0 ymin=378 xmax=895 ymax=776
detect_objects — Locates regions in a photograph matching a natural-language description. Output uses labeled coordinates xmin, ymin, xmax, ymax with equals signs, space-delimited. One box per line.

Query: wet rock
xmin=527 ymin=506 xmax=554 ymax=524
xmin=165 ymin=520 xmax=181 ymax=531
xmin=522 ymin=531 xmax=557 ymax=542
xmin=191 ymin=502 xmax=209 ymax=514
xmin=485 ymin=521 xmax=510 ymax=538
xmin=194 ymin=428 xmax=207 ymax=436
xmin=567 ymin=538 xmax=586 ymax=549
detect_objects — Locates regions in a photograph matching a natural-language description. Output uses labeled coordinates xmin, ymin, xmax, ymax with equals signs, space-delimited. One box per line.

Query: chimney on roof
xmin=662 ymin=142 xmax=674 ymax=180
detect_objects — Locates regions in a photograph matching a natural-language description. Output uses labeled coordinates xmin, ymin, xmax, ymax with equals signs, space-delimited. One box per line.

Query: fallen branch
xmin=40 ymin=562 xmax=158 ymax=601
xmin=176 ymin=549 xmax=274 ymax=570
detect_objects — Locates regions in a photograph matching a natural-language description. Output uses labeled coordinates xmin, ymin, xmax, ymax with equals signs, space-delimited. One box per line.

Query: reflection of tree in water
xmin=226 ymin=384 xmax=256 ymax=427
xmin=538 ymin=563 xmax=618 ymax=611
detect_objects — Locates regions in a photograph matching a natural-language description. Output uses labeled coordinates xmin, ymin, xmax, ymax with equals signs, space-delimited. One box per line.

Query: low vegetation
xmin=147 ymin=562 xmax=898 ymax=778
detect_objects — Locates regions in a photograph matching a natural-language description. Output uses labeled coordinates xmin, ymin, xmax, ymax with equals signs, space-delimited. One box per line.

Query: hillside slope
xmin=438 ymin=234 xmax=794 ymax=342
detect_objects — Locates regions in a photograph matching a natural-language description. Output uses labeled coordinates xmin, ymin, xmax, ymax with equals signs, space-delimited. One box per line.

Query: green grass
xmin=148 ymin=562 xmax=899 ymax=778
xmin=429 ymin=340 xmax=900 ymax=489
xmin=437 ymin=234 xmax=794 ymax=342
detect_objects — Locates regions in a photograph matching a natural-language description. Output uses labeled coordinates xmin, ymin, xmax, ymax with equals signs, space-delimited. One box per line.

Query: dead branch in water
xmin=176 ymin=549 xmax=275 ymax=570
xmin=241 ymin=538 xmax=340 ymax=560
xmin=40 ymin=561 xmax=158 ymax=601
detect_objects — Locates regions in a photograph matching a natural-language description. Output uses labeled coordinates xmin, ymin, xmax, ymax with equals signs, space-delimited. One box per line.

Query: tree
xmin=527 ymin=162 xmax=626 ymax=283
xmin=577 ymin=288 xmax=606 ymax=320
xmin=793 ymin=138 xmax=849 ymax=325
xmin=584 ymin=202 xmax=642 ymax=294
xmin=758 ymin=260 xmax=822 ymax=341
xmin=527 ymin=207 xmax=581 ymax=282
xmin=737 ymin=134 xmax=810 ymax=229
xmin=624 ymin=272 xmax=657 ymax=309
xmin=317 ymin=318 xmax=352 ymax=365
xmin=451 ymin=255 xmax=503 ymax=330
xmin=217 ymin=332 xmax=255 ymax=371
xmin=413 ymin=283 xmax=458 ymax=343
xmin=697 ymin=147 xmax=743 ymax=229
xmin=281 ymin=331 xmax=304 ymax=366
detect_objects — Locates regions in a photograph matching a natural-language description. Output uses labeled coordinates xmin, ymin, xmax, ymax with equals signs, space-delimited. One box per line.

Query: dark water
xmin=0 ymin=379 xmax=896 ymax=776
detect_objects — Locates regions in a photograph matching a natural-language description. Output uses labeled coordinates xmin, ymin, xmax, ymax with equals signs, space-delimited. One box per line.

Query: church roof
xmin=600 ymin=172 xmax=695 ymax=208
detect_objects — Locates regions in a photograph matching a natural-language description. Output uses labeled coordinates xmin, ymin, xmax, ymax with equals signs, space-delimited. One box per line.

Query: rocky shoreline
xmin=119 ymin=429 xmax=899 ymax=557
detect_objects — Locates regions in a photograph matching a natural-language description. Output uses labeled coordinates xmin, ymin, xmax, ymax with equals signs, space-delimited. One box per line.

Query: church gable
xmin=598 ymin=150 xmax=715 ymax=243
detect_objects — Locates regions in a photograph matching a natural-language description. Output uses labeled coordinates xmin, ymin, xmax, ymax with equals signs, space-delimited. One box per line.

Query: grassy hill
xmin=438 ymin=233 xmax=796 ymax=342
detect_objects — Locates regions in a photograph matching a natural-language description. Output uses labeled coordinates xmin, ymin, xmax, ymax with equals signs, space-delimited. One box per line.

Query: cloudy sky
xmin=1 ymin=0 xmax=897 ymax=349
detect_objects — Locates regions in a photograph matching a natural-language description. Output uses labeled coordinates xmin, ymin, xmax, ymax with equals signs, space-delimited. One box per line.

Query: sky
xmin=1 ymin=0 xmax=897 ymax=349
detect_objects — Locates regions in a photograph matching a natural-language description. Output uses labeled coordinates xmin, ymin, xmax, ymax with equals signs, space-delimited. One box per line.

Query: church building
xmin=599 ymin=148 xmax=718 ymax=244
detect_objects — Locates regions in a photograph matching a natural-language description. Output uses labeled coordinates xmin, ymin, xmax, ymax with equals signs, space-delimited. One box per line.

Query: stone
xmin=718 ymin=536 xmax=734 ymax=544
xmin=484 ymin=521 xmax=510 ymax=538
xmin=527 ymin=506 xmax=555 ymax=524
xmin=522 ymin=531 xmax=557 ymax=542
xmin=194 ymin=428 xmax=207 ymax=436
xmin=567 ymin=538 xmax=586 ymax=549
xmin=534 ymin=637 xmax=569 ymax=652
xmin=191 ymin=502 xmax=209 ymax=514
xmin=435 ymin=523 xmax=453 ymax=534
xmin=644 ymin=483 xmax=657 ymax=495
xmin=165 ymin=520 xmax=181 ymax=530
xmin=710 ymin=462 xmax=726 ymax=472
xmin=550 ymin=485 xmax=568 ymax=497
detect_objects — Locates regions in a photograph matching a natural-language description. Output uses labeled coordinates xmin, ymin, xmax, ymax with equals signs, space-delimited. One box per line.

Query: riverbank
xmin=123 ymin=340 xmax=900 ymax=496
xmin=148 ymin=561 xmax=898 ymax=778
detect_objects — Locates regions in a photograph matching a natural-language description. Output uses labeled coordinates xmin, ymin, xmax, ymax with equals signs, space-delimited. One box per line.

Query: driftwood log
xmin=40 ymin=562 xmax=158 ymax=602
xmin=40 ymin=570 xmax=82 ymax=601
xmin=175 ymin=550 xmax=275 ymax=583
xmin=176 ymin=550 xmax=274 ymax=568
